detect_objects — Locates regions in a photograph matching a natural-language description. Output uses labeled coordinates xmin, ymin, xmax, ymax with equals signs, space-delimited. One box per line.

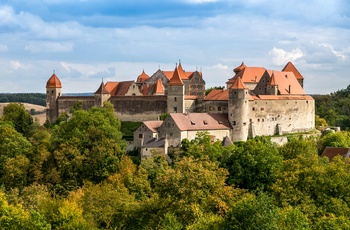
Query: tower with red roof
xmin=46 ymin=71 xmax=62 ymax=123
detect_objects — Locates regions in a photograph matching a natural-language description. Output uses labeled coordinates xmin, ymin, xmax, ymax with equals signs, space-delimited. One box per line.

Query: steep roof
xmin=136 ymin=70 xmax=150 ymax=82
xmin=170 ymin=113 xmax=231 ymax=131
xmin=154 ymin=79 xmax=165 ymax=95
xmin=168 ymin=67 xmax=184 ymax=86
xmin=46 ymin=73 xmax=62 ymax=88
xmin=94 ymin=81 xmax=110 ymax=94
xmin=321 ymin=147 xmax=350 ymax=162
xmin=205 ymin=89 xmax=228 ymax=101
xmin=230 ymin=77 xmax=248 ymax=89
xmin=268 ymin=72 xmax=277 ymax=86
xmin=233 ymin=62 xmax=246 ymax=74
xmin=227 ymin=66 xmax=266 ymax=84
xmin=266 ymin=70 xmax=305 ymax=95
xmin=143 ymin=120 xmax=163 ymax=133
xmin=282 ymin=62 xmax=304 ymax=80
xmin=105 ymin=82 xmax=119 ymax=95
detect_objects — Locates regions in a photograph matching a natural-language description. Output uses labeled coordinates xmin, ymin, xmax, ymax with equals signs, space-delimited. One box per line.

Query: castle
xmin=46 ymin=61 xmax=315 ymax=149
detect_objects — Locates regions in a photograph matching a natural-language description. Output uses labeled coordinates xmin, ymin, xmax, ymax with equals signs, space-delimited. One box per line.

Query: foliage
xmin=0 ymin=93 xmax=46 ymax=106
xmin=159 ymin=112 xmax=170 ymax=121
xmin=221 ymin=137 xmax=283 ymax=191
xmin=317 ymin=131 xmax=350 ymax=154
xmin=2 ymin=103 xmax=34 ymax=137
xmin=314 ymin=85 xmax=350 ymax=130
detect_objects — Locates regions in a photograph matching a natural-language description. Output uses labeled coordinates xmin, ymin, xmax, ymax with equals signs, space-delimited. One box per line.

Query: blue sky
xmin=0 ymin=0 xmax=349 ymax=94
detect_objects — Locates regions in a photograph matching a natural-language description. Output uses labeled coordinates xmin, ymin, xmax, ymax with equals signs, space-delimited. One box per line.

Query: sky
xmin=0 ymin=0 xmax=349 ymax=94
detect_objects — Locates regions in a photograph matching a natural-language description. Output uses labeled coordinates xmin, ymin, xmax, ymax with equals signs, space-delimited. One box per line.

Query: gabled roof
xmin=94 ymin=81 xmax=110 ymax=94
xmin=105 ymin=82 xmax=119 ymax=95
xmin=282 ymin=62 xmax=304 ymax=80
xmin=46 ymin=73 xmax=62 ymax=88
xmin=227 ymin=66 xmax=266 ymax=84
xmin=168 ymin=67 xmax=184 ymax=86
xmin=321 ymin=147 xmax=350 ymax=162
xmin=230 ymin=77 xmax=248 ymax=89
xmin=143 ymin=120 xmax=163 ymax=133
xmin=169 ymin=113 xmax=231 ymax=131
xmin=205 ymin=89 xmax=228 ymax=101
xmin=137 ymin=70 xmax=150 ymax=82
xmin=266 ymin=70 xmax=305 ymax=95
xmin=104 ymin=81 xmax=135 ymax=96
xmin=154 ymin=79 xmax=165 ymax=94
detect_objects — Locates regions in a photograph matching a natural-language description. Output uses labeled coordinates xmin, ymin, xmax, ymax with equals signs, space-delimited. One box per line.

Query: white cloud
xmin=10 ymin=60 xmax=22 ymax=70
xmin=25 ymin=42 xmax=74 ymax=53
xmin=269 ymin=47 xmax=304 ymax=66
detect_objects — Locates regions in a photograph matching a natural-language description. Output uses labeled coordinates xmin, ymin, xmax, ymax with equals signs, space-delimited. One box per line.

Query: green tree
xmin=48 ymin=105 xmax=126 ymax=193
xmin=317 ymin=131 xmax=350 ymax=154
xmin=278 ymin=136 xmax=318 ymax=160
xmin=2 ymin=103 xmax=34 ymax=137
xmin=153 ymin=156 xmax=248 ymax=227
xmin=222 ymin=137 xmax=283 ymax=191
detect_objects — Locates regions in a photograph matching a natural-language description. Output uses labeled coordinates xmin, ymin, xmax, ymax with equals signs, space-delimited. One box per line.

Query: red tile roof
xmin=282 ymin=62 xmax=304 ymax=80
xmin=94 ymin=81 xmax=110 ymax=94
xmin=105 ymin=81 xmax=134 ymax=96
xmin=266 ymin=70 xmax=305 ymax=95
xmin=268 ymin=72 xmax=277 ymax=86
xmin=255 ymin=95 xmax=313 ymax=100
xmin=205 ymin=89 xmax=228 ymax=101
xmin=170 ymin=113 xmax=231 ymax=131
xmin=143 ymin=121 xmax=163 ymax=133
xmin=230 ymin=77 xmax=247 ymax=89
xmin=46 ymin=73 xmax=62 ymax=88
xmin=154 ymin=79 xmax=165 ymax=94
xmin=137 ymin=70 xmax=150 ymax=82
xmin=233 ymin=62 xmax=246 ymax=74
xmin=168 ymin=67 xmax=184 ymax=86
xmin=321 ymin=147 xmax=350 ymax=161
xmin=105 ymin=82 xmax=119 ymax=95
xmin=227 ymin=66 xmax=266 ymax=85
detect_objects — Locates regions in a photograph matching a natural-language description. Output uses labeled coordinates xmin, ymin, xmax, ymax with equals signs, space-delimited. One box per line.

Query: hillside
xmin=0 ymin=103 xmax=47 ymax=125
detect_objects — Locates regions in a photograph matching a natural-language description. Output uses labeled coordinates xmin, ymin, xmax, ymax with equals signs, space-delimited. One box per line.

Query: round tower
xmin=46 ymin=71 xmax=62 ymax=123
xmin=228 ymin=77 xmax=249 ymax=142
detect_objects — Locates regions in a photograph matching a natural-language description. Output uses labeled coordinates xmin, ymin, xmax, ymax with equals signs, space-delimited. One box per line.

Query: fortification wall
xmin=110 ymin=95 xmax=167 ymax=122
xmin=58 ymin=96 xmax=95 ymax=114
xmin=248 ymin=98 xmax=315 ymax=136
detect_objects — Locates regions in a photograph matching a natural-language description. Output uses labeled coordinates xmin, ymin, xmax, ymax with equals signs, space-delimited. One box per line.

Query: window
xmin=243 ymin=122 xmax=247 ymax=126
xmin=170 ymin=133 xmax=173 ymax=137
xmin=262 ymin=119 xmax=264 ymax=122
xmin=261 ymin=108 xmax=264 ymax=111
xmin=174 ymin=107 xmax=177 ymax=112
xmin=52 ymin=90 xmax=54 ymax=93
xmin=233 ymin=121 xmax=236 ymax=125
xmin=174 ymin=97 xmax=177 ymax=102
xmin=218 ymin=107 xmax=222 ymax=111
xmin=252 ymin=108 xmax=255 ymax=111
xmin=139 ymin=134 xmax=143 ymax=138
xmin=258 ymin=119 xmax=260 ymax=122
xmin=198 ymin=85 xmax=202 ymax=89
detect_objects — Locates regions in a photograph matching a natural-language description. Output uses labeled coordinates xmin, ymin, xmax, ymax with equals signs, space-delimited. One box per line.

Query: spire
xmin=233 ymin=61 xmax=246 ymax=74
xmin=94 ymin=80 xmax=110 ymax=94
xmin=154 ymin=79 xmax=165 ymax=95
xmin=268 ymin=71 xmax=277 ymax=86
xmin=169 ymin=66 xmax=184 ymax=86
xmin=137 ymin=69 xmax=150 ymax=82
xmin=46 ymin=72 xmax=62 ymax=88
xmin=230 ymin=77 xmax=247 ymax=89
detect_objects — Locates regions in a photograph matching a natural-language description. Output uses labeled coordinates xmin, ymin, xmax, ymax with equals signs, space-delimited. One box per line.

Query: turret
xmin=94 ymin=81 xmax=111 ymax=107
xmin=267 ymin=72 xmax=278 ymax=95
xmin=167 ymin=65 xmax=185 ymax=113
xmin=228 ymin=77 xmax=249 ymax=142
xmin=46 ymin=71 xmax=62 ymax=123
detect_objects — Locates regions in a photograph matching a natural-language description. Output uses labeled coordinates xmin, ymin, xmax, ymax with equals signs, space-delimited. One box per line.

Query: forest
xmin=1 ymin=88 xmax=350 ymax=229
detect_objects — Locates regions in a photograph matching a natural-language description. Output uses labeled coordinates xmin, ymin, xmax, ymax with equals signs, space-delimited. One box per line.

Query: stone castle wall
xmin=109 ymin=95 xmax=167 ymax=121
